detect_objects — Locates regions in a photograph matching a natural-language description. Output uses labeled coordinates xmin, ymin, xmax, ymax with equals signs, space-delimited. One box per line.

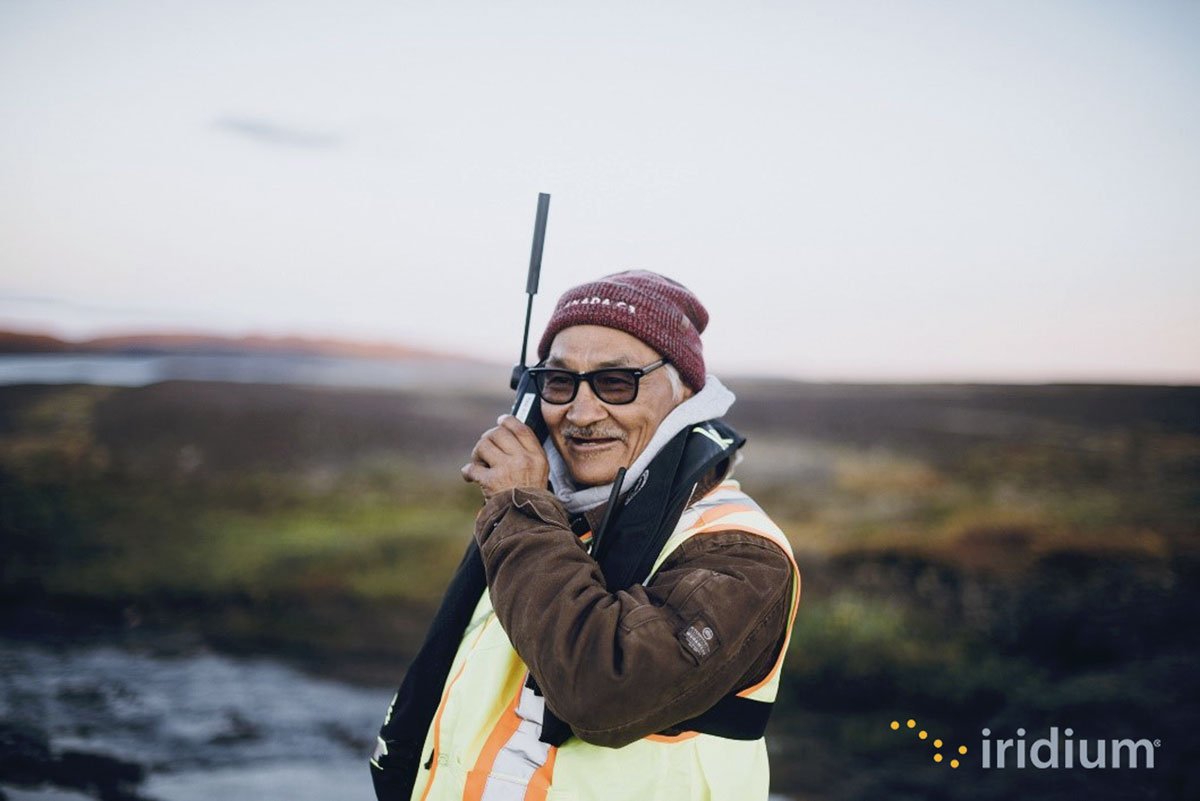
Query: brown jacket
xmin=473 ymin=473 xmax=794 ymax=748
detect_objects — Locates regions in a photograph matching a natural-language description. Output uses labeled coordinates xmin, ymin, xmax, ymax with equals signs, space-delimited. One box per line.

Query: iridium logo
xmin=889 ymin=719 xmax=1161 ymax=770
xmin=981 ymin=727 xmax=1159 ymax=769
xmin=889 ymin=719 xmax=969 ymax=768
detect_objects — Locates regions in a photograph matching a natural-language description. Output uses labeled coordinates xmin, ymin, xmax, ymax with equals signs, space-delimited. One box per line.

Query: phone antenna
xmin=513 ymin=192 xmax=551 ymax=388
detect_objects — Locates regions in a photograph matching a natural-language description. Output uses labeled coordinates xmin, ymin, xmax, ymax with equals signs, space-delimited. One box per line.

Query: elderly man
xmin=372 ymin=271 xmax=799 ymax=801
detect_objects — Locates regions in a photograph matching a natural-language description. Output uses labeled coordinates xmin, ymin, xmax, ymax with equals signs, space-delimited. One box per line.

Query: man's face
xmin=541 ymin=325 xmax=688 ymax=488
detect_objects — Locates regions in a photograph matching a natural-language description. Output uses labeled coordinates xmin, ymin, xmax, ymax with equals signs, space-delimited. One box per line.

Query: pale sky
xmin=2 ymin=0 xmax=1198 ymax=382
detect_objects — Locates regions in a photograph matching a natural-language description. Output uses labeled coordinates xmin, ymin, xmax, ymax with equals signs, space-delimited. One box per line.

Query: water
xmin=0 ymin=641 xmax=799 ymax=801
xmin=0 ymin=354 xmax=496 ymax=390
xmin=0 ymin=641 xmax=391 ymax=801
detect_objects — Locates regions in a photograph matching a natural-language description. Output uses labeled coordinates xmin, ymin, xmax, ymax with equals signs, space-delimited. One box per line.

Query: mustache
xmin=561 ymin=424 xmax=627 ymax=442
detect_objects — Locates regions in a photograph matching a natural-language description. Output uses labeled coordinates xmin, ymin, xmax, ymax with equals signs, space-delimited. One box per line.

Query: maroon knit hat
xmin=537 ymin=270 xmax=709 ymax=391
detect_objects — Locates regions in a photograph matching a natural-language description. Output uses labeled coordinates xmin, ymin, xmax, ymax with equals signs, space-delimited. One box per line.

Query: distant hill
xmin=0 ymin=329 xmax=479 ymax=362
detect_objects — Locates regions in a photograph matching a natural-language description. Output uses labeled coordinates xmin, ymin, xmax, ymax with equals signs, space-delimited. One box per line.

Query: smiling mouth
xmin=567 ymin=436 xmax=622 ymax=451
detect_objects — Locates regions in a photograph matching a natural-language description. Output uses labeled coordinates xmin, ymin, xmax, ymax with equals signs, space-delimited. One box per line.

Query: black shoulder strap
xmin=671 ymin=693 xmax=774 ymax=740
xmin=371 ymin=540 xmax=486 ymax=801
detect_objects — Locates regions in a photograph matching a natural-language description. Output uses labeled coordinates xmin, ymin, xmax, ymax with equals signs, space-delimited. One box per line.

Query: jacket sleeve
xmin=474 ymin=486 xmax=794 ymax=748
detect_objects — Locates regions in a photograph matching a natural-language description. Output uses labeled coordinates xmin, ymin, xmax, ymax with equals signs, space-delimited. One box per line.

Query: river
xmin=0 ymin=640 xmax=391 ymax=801
xmin=0 ymin=354 xmax=495 ymax=390
xmin=2 ymin=640 xmax=798 ymax=801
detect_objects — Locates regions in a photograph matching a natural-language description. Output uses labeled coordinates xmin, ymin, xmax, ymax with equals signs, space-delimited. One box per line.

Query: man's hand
xmin=461 ymin=414 xmax=550 ymax=500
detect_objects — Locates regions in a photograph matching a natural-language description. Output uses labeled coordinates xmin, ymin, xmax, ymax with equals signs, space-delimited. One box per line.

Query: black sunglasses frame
xmin=526 ymin=359 xmax=668 ymax=405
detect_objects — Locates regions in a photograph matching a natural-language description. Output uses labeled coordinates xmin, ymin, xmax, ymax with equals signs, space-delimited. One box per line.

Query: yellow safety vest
xmin=407 ymin=479 xmax=800 ymax=801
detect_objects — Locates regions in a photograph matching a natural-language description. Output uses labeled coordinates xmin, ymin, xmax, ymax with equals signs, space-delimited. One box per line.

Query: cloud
xmin=213 ymin=116 xmax=344 ymax=149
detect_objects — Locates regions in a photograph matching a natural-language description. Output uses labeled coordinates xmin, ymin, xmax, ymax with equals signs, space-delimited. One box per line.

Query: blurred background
xmin=1 ymin=2 xmax=1198 ymax=800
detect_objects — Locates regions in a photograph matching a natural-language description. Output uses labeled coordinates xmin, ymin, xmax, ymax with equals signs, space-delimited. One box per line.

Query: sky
xmin=1 ymin=0 xmax=1198 ymax=383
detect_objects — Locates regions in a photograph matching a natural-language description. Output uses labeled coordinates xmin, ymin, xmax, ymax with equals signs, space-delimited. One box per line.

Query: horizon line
xmin=0 ymin=323 xmax=1196 ymax=388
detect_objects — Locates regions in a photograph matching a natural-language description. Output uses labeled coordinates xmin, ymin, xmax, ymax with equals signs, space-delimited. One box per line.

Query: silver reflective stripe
xmin=480 ymin=681 xmax=550 ymax=801
xmin=369 ymin=736 xmax=387 ymax=769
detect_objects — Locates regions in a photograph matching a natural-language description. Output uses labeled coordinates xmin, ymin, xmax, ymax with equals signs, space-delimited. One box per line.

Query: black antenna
xmin=590 ymin=466 xmax=626 ymax=561
xmin=512 ymin=192 xmax=551 ymax=389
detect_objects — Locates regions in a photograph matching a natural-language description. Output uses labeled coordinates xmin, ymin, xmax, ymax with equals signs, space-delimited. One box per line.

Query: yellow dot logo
xmin=888 ymin=717 xmax=968 ymax=771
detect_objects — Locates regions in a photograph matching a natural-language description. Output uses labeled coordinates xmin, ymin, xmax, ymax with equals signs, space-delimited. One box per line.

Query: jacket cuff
xmin=475 ymin=487 xmax=569 ymax=550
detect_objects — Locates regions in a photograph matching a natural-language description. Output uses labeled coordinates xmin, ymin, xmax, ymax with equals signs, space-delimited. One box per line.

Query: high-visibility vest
xmin=406 ymin=479 xmax=801 ymax=801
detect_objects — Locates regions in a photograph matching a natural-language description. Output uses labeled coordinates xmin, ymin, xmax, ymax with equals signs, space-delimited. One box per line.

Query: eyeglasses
xmin=527 ymin=359 xmax=668 ymax=405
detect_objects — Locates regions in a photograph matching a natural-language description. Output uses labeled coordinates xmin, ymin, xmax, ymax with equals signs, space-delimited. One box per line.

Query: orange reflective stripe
xmin=418 ymin=618 xmax=495 ymax=801
xmin=691 ymin=503 xmax=757 ymax=529
xmin=462 ymin=688 xmax=523 ymax=801
xmin=645 ymin=730 xmax=701 ymax=743
xmin=522 ymin=746 xmax=558 ymax=801
xmin=464 ymin=681 xmax=557 ymax=801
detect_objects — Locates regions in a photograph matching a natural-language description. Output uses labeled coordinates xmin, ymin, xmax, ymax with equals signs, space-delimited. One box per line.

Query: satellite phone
xmin=510 ymin=192 xmax=625 ymax=556
xmin=510 ymin=192 xmax=551 ymax=443
xmin=509 ymin=194 xmax=624 ymax=549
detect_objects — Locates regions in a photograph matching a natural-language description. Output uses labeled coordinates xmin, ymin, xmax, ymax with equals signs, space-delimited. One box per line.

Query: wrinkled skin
xmin=461 ymin=325 xmax=687 ymax=497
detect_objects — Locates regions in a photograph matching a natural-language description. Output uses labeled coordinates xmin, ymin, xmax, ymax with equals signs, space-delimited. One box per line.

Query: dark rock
xmin=0 ymin=719 xmax=54 ymax=784
xmin=53 ymin=749 xmax=146 ymax=800
xmin=0 ymin=720 xmax=154 ymax=799
xmin=57 ymin=684 xmax=108 ymax=709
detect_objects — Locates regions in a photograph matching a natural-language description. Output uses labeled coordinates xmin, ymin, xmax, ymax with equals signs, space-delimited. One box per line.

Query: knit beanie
xmin=537 ymin=270 xmax=708 ymax=391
